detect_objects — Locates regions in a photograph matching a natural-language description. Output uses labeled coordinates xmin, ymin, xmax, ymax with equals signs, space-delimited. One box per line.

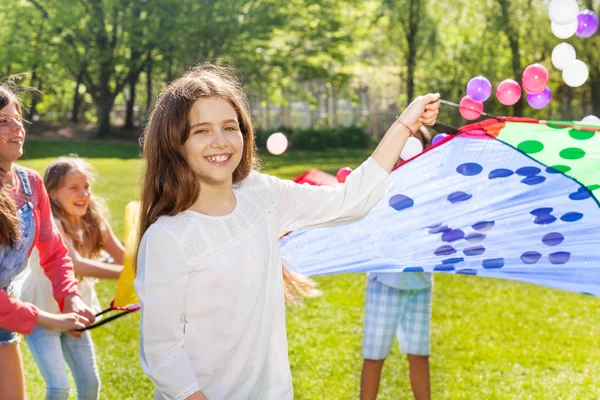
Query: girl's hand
xmin=37 ymin=310 xmax=89 ymax=335
xmin=397 ymin=93 xmax=441 ymax=133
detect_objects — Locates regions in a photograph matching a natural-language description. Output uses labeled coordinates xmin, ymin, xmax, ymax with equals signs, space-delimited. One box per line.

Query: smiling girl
xmin=16 ymin=156 xmax=124 ymax=400
xmin=134 ymin=63 xmax=439 ymax=400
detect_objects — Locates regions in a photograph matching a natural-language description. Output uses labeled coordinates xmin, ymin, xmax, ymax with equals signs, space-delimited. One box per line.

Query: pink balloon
xmin=459 ymin=95 xmax=484 ymax=120
xmin=496 ymin=79 xmax=522 ymax=106
xmin=266 ymin=133 xmax=288 ymax=155
xmin=522 ymin=64 xmax=549 ymax=94
xmin=336 ymin=167 xmax=353 ymax=183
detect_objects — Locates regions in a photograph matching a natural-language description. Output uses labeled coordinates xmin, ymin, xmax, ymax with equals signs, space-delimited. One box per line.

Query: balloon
xmin=432 ymin=133 xmax=448 ymax=146
xmin=576 ymin=10 xmax=599 ymax=38
xmin=266 ymin=132 xmax=288 ymax=155
xmin=522 ymin=64 xmax=549 ymax=94
xmin=496 ymin=79 xmax=522 ymax=106
xmin=459 ymin=96 xmax=484 ymax=120
xmin=400 ymin=136 xmax=424 ymax=160
xmin=526 ymin=86 xmax=552 ymax=109
xmin=562 ymin=59 xmax=589 ymax=87
xmin=336 ymin=167 xmax=353 ymax=183
xmin=581 ymin=115 xmax=600 ymax=125
xmin=551 ymin=20 xmax=578 ymax=39
xmin=551 ymin=43 xmax=576 ymax=71
xmin=466 ymin=76 xmax=493 ymax=102
xmin=548 ymin=0 xmax=580 ymax=25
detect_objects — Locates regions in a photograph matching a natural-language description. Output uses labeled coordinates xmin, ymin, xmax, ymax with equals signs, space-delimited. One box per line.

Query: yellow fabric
xmin=112 ymin=201 xmax=140 ymax=308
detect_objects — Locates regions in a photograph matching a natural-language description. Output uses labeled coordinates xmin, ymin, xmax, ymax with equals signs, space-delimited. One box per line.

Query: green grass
xmin=19 ymin=139 xmax=600 ymax=399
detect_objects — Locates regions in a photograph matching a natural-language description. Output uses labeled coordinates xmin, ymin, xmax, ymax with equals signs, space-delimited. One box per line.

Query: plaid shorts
xmin=362 ymin=279 xmax=432 ymax=359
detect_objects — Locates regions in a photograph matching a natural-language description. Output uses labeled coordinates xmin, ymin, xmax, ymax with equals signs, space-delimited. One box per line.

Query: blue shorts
xmin=362 ymin=279 xmax=432 ymax=359
xmin=0 ymin=327 xmax=19 ymax=345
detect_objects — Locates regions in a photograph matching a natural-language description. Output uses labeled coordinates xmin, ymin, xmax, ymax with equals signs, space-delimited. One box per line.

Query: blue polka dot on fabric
xmin=429 ymin=225 xmax=451 ymax=234
xmin=426 ymin=223 xmax=443 ymax=229
xmin=569 ymin=187 xmax=591 ymax=201
xmin=561 ymin=212 xmax=583 ymax=222
xmin=530 ymin=207 xmax=553 ymax=216
xmin=434 ymin=264 xmax=455 ymax=272
xmin=521 ymin=176 xmax=546 ymax=185
xmin=465 ymin=232 xmax=486 ymax=243
xmin=463 ymin=246 xmax=486 ymax=256
xmin=542 ymin=232 xmax=564 ymax=246
xmin=549 ymin=252 xmax=571 ymax=264
xmin=472 ymin=221 xmax=495 ymax=232
xmin=448 ymin=191 xmax=472 ymax=203
xmin=534 ymin=214 xmax=557 ymax=225
xmin=442 ymin=229 xmax=465 ymax=242
xmin=456 ymin=163 xmax=483 ymax=176
xmin=457 ymin=269 xmax=478 ymax=275
xmin=403 ymin=267 xmax=424 ymax=272
xmin=516 ymin=166 xmax=542 ymax=177
xmin=442 ymin=257 xmax=464 ymax=264
xmin=488 ymin=168 xmax=514 ymax=179
xmin=434 ymin=245 xmax=457 ymax=256
xmin=520 ymin=251 xmax=542 ymax=264
xmin=389 ymin=194 xmax=414 ymax=211
xmin=482 ymin=258 xmax=504 ymax=269
xmin=545 ymin=166 xmax=560 ymax=174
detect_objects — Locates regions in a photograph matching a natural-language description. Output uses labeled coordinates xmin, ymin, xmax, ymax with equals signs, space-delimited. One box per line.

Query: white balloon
xmin=266 ymin=132 xmax=288 ymax=155
xmin=400 ymin=136 xmax=424 ymax=160
xmin=551 ymin=20 xmax=578 ymax=39
xmin=581 ymin=115 xmax=600 ymax=125
xmin=562 ymin=59 xmax=589 ymax=87
xmin=551 ymin=43 xmax=576 ymax=71
xmin=548 ymin=0 xmax=580 ymax=25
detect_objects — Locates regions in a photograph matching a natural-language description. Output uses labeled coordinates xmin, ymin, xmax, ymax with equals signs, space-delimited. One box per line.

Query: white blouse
xmin=135 ymin=157 xmax=391 ymax=400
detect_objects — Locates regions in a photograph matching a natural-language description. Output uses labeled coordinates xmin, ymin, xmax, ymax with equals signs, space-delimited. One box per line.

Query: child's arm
xmin=56 ymin=223 xmax=122 ymax=280
xmin=135 ymin=224 xmax=203 ymax=399
xmin=101 ymin=219 xmax=125 ymax=265
xmin=265 ymin=94 xmax=439 ymax=234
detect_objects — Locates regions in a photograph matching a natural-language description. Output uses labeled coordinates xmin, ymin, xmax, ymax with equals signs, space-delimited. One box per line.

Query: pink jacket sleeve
xmin=31 ymin=173 xmax=80 ymax=309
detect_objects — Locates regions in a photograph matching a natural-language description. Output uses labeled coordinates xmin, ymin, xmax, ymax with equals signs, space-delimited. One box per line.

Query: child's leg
xmin=0 ymin=337 xmax=26 ymax=400
xmin=361 ymin=279 xmax=404 ymax=400
xmin=407 ymin=354 xmax=430 ymax=400
xmin=25 ymin=326 xmax=71 ymax=400
xmin=397 ymin=288 xmax=432 ymax=400
xmin=61 ymin=331 xmax=100 ymax=400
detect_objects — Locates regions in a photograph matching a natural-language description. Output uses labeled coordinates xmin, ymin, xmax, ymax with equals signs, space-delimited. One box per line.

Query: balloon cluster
xmin=548 ymin=0 xmax=596 ymax=88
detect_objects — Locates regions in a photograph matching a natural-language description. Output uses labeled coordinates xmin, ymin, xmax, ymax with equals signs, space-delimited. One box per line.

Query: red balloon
xmin=496 ymin=79 xmax=522 ymax=106
xmin=459 ymin=95 xmax=484 ymax=120
xmin=336 ymin=167 xmax=353 ymax=183
xmin=522 ymin=64 xmax=549 ymax=94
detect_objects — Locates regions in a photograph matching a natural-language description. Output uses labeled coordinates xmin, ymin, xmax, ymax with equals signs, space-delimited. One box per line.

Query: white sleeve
xmin=134 ymin=224 xmax=201 ymax=400
xmin=265 ymin=156 xmax=392 ymax=234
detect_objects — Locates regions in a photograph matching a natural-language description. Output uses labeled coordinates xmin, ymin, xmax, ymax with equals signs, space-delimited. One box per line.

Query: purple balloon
xmin=466 ymin=76 xmax=493 ymax=102
xmin=576 ymin=10 xmax=599 ymax=38
xmin=432 ymin=133 xmax=449 ymax=146
xmin=526 ymin=86 xmax=552 ymax=109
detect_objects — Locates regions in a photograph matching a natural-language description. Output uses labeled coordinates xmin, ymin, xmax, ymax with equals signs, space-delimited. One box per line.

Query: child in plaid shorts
xmin=360 ymin=271 xmax=433 ymax=400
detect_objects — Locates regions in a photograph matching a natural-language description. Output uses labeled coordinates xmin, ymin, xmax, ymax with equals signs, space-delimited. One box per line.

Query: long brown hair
xmin=44 ymin=156 xmax=106 ymax=258
xmin=136 ymin=63 xmax=258 ymax=265
xmin=0 ymin=86 xmax=23 ymax=248
xmin=135 ymin=63 xmax=319 ymax=305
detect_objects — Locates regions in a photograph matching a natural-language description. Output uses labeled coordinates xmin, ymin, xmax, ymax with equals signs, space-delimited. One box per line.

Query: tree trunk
xmin=590 ymin=77 xmax=600 ymax=117
xmin=27 ymin=66 xmax=39 ymax=121
xmin=124 ymin=73 xmax=138 ymax=129
xmin=508 ymin=35 xmax=523 ymax=116
xmin=71 ymin=68 xmax=85 ymax=123
xmin=146 ymin=59 xmax=153 ymax=117
xmin=95 ymin=96 xmax=114 ymax=138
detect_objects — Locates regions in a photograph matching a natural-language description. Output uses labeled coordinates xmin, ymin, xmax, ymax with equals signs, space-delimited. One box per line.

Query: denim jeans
xmin=26 ymin=326 xmax=100 ymax=400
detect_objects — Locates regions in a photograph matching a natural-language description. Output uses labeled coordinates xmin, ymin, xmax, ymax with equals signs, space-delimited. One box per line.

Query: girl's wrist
xmin=394 ymin=117 xmax=416 ymax=136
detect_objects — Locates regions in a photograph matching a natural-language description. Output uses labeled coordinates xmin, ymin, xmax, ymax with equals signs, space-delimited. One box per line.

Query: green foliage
xmin=255 ymin=126 xmax=373 ymax=151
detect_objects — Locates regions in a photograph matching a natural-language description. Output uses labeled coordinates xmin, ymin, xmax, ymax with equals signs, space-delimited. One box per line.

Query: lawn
xmin=19 ymin=139 xmax=600 ymax=399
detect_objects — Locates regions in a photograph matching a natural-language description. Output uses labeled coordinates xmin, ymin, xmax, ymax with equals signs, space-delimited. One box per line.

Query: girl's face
xmin=183 ymin=96 xmax=244 ymax=187
xmin=0 ymin=102 xmax=25 ymax=165
xmin=51 ymin=171 xmax=91 ymax=220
